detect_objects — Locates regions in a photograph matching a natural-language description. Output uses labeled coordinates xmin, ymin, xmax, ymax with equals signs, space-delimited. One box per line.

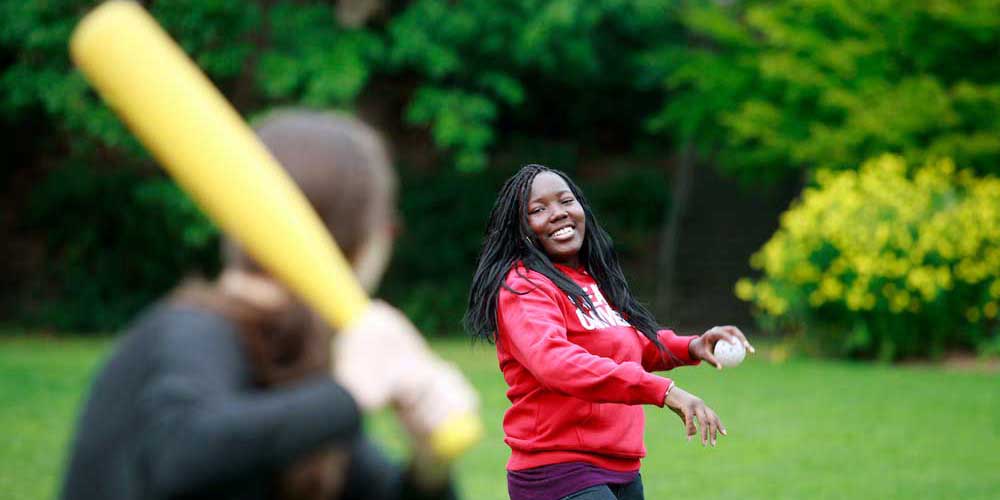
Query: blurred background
xmin=3 ymin=0 xmax=1000 ymax=359
xmin=1 ymin=1 xmax=999 ymax=498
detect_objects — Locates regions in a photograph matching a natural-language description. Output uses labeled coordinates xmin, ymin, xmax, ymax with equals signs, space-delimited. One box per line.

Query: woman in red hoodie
xmin=464 ymin=164 xmax=754 ymax=500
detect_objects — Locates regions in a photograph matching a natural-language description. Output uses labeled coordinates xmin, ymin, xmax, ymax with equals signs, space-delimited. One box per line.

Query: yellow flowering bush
xmin=736 ymin=155 xmax=1000 ymax=359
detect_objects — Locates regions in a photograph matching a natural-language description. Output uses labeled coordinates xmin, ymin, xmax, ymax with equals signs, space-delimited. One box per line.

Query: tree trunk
xmin=654 ymin=142 xmax=696 ymax=320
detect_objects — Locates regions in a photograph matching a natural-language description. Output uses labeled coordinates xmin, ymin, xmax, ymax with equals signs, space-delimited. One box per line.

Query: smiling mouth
xmin=550 ymin=226 xmax=576 ymax=241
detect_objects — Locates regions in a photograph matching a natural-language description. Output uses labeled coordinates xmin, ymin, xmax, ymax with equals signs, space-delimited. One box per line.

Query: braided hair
xmin=464 ymin=164 xmax=672 ymax=357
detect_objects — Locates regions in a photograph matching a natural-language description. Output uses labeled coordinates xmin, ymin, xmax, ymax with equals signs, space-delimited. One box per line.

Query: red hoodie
xmin=496 ymin=263 xmax=699 ymax=472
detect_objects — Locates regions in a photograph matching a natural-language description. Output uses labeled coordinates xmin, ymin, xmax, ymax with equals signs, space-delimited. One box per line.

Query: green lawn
xmin=2 ymin=335 xmax=998 ymax=499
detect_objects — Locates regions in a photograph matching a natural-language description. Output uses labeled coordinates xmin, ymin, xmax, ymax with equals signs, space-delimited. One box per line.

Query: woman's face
xmin=526 ymin=172 xmax=586 ymax=267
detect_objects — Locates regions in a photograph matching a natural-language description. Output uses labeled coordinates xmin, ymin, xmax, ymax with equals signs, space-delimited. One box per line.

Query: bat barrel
xmin=70 ymin=0 xmax=369 ymax=331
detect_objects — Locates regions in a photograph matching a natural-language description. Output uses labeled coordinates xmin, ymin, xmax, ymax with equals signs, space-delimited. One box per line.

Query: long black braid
xmin=464 ymin=164 xmax=675 ymax=360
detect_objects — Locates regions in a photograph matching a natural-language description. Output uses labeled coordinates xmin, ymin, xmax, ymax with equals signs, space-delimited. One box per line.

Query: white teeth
xmin=552 ymin=227 xmax=574 ymax=239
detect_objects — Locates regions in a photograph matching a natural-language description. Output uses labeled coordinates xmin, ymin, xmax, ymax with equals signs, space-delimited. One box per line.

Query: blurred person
xmin=464 ymin=164 xmax=754 ymax=500
xmin=60 ymin=110 xmax=477 ymax=500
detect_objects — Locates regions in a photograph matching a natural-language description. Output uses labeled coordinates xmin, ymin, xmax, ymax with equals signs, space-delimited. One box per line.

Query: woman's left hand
xmin=688 ymin=325 xmax=754 ymax=369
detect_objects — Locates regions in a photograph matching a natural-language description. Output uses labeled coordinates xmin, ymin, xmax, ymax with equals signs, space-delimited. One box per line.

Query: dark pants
xmin=559 ymin=475 xmax=643 ymax=500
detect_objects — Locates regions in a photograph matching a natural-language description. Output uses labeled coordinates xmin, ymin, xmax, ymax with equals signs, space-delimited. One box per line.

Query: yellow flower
xmin=966 ymin=307 xmax=981 ymax=323
xmin=984 ymin=302 xmax=998 ymax=319
xmin=734 ymin=279 xmax=755 ymax=301
xmin=738 ymin=154 xmax=1000 ymax=330
xmin=808 ymin=290 xmax=826 ymax=307
xmin=991 ymin=281 xmax=1000 ymax=299
xmin=935 ymin=268 xmax=953 ymax=290
xmin=790 ymin=264 xmax=820 ymax=284
xmin=846 ymin=287 xmax=869 ymax=311
xmin=819 ymin=277 xmax=844 ymax=300
xmin=890 ymin=292 xmax=911 ymax=313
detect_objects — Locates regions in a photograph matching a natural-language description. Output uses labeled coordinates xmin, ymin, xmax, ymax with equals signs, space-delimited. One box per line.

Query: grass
xmin=2 ymin=335 xmax=998 ymax=499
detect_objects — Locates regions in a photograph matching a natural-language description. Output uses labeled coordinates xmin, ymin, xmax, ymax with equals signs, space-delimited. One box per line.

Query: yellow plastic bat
xmin=70 ymin=0 xmax=481 ymax=460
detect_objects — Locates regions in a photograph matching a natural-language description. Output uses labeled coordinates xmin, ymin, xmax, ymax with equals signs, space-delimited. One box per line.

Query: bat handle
xmin=429 ymin=411 xmax=484 ymax=460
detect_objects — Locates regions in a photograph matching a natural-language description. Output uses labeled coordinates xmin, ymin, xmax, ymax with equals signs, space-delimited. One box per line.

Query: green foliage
xmin=579 ymin=163 xmax=670 ymax=259
xmin=381 ymin=164 xmax=511 ymax=335
xmin=736 ymin=155 xmax=1000 ymax=359
xmin=0 ymin=0 xmax=136 ymax=151
xmin=647 ymin=0 xmax=1000 ymax=181
xmin=405 ymin=87 xmax=497 ymax=172
xmin=152 ymin=0 xmax=261 ymax=80
xmin=3 ymin=0 xmax=683 ymax=331
xmin=24 ymin=162 xmax=219 ymax=331
xmin=6 ymin=0 xmax=1000 ymax=337
xmin=256 ymin=2 xmax=382 ymax=106
xmin=0 ymin=0 xmax=367 ymax=330
xmin=386 ymin=0 xmax=685 ymax=170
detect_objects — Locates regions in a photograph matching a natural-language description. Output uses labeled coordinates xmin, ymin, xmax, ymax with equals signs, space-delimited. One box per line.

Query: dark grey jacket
xmin=60 ymin=304 xmax=456 ymax=500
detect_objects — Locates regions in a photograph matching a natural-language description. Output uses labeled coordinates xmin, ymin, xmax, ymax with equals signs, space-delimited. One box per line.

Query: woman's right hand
xmin=663 ymin=385 xmax=726 ymax=446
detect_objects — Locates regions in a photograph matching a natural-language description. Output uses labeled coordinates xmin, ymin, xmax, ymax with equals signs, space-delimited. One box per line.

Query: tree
xmin=644 ymin=0 xmax=1000 ymax=182
xmin=0 ymin=0 xmax=687 ymax=330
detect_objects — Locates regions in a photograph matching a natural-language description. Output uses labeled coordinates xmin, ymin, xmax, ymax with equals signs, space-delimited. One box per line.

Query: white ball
xmin=713 ymin=338 xmax=746 ymax=367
